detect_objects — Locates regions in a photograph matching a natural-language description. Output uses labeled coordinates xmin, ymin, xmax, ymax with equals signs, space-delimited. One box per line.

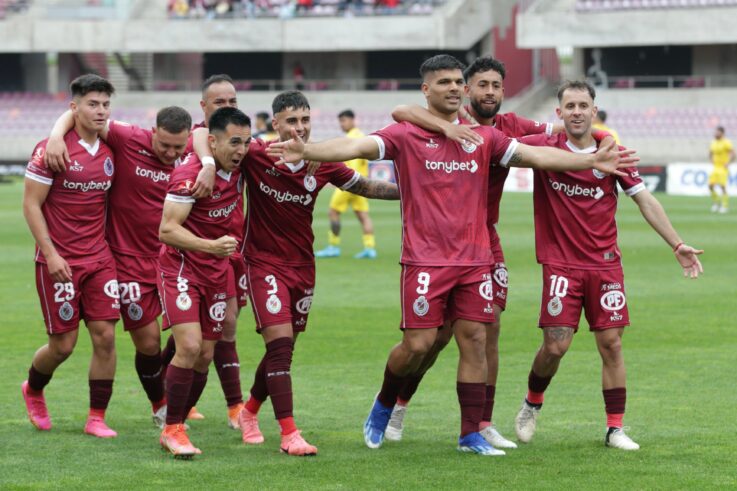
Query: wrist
xmin=673 ymin=242 xmax=685 ymax=253
xmin=201 ymin=156 xmax=215 ymax=167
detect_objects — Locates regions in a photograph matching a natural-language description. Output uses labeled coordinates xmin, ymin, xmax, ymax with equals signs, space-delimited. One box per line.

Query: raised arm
xmin=268 ymin=129 xmax=380 ymax=165
xmin=190 ymin=127 xmax=216 ymax=198
xmin=159 ymin=199 xmax=237 ymax=257
xmin=630 ymin=189 xmax=703 ymax=278
xmin=392 ymin=105 xmax=483 ymax=146
xmin=345 ymin=176 xmax=399 ymax=200
xmin=43 ymin=110 xmax=76 ymax=172
xmin=510 ymin=139 xmax=638 ymax=176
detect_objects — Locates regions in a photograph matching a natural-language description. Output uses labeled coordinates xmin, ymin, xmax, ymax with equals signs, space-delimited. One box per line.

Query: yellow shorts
xmin=329 ymin=188 xmax=369 ymax=213
xmin=709 ymin=167 xmax=728 ymax=187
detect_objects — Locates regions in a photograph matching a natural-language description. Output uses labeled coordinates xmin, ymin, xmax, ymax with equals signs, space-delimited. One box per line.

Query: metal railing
xmin=153 ymin=77 xmax=423 ymax=92
xmin=596 ymin=74 xmax=737 ymax=89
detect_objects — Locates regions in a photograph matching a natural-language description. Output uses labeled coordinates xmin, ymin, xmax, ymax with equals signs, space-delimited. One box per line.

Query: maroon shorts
xmin=158 ymin=271 xmax=232 ymax=340
xmin=246 ymin=260 xmax=315 ymax=332
xmin=401 ymin=265 xmax=495 ymax=329
xmin=35 ymin=259 xmax=120 ymax=335
xmin=490 ymin=239 xmax=508 ymax=311
xmin=231 ymin=254 xmax=248 ymax=308
xmin=115 ymin=254 xmax=161 ymax=331
xmin=538 ymin=264 xmax=629 ymax=332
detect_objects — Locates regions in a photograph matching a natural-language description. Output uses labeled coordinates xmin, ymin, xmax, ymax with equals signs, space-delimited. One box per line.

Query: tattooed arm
xmin=345 ymin=176 xmax=399 ymax=200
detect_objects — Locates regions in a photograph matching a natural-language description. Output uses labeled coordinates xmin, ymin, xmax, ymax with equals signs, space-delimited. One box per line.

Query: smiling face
xmin=556 ymin=88 xmax=597 ymax=140
xmin=209 ymin=123 xmax=251 ymax=173
xmin=151 ymin=127 xmax=190 ymax=166
xmin=422 ymin=68 xmax=466 ymax=116
xmin=273 ymin=106 xmax=311 ymax=143
xmin=466 ymin=69 xmax=504 ymax=120
xmin=71 ymin=91 xmax=111 ymax=135
xmin=200 ymin=81 xmax=238 ymax=126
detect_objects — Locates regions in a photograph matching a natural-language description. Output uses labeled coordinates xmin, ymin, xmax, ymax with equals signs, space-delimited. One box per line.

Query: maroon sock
xmin=603 ymin=387 xmax=626 ymax=428
xmin=397 ymin=372 xmax=424 ymax=404
xmin=160 ymin=335 xmax=176 ymax=381
xmin=377 ymin=365 xmax=407 ymax=408
xmin=527 ymin=370 xmax=552 ymax=405
xmin=457 ymin=382 xmax=485 ymax=437
xmin=265 ymin=337 xmax=294 ymax=420
xmin=89 ymin=379 xmax=114 ymax=411
xmin=249 ymin=355 xmax=268 ymax=403
xmin=481 ymin=384 xmax=496 ymax=423
xmin=214 ymin=340 xmax=243 ymax=407
xmin=165 ymin=365 xmax=194 ymax=425
xmin=183 ymin=370 xmax=209 ymax=418
xmin=28 ymin=365 xmax=52 ymax=392
xmin=135 ymin=350 xmax=164 ymax=404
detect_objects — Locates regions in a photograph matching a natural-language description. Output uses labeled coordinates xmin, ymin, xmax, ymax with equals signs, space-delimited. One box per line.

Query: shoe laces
xmin=28 ymin=395 xmax=49 ymax=417
xmin=169 ymin=424 xmax=191 ymax=445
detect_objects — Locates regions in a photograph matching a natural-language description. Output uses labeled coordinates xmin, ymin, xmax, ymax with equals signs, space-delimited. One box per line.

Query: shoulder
xmin=172 ymin=153 xmax=202 ymax=177
xmin=519 ymin=132 xmax=558 ymax=148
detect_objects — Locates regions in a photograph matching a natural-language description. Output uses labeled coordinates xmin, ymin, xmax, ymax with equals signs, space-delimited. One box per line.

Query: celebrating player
xmin=708 ymin=125 xmax=733 ymax=213
xmin=513 ymin=80 xmax=703 ymax=451
xmin=21 ymin=74 xmax=120 ymax=438
xmin=157 ymin=107 xmax=249 ymax=458
xmin=192 ymin=90 xmax=399 ymax=456
xmin=267 ymin=55 xmax=637 ymax=456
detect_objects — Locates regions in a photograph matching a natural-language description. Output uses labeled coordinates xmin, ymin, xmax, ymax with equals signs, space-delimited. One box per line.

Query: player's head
xmin=419 ymin=55 xmax=466 ymax=116
xmin=200 ymin=74 xmax=238 ymax=126
xmin=338 ymin=109 xmax=355 ymax=133
xmin=272 ymin=90 xmax=311 ymax=142
xmin=715 ymin=125 xmax=725 ymax=139
xmin=152 ymin=106 xmax=192 ymax=166
xmin=255 ymin=111 xmax=270 ymax=131
xmin=208 ymin=107 xmax=251 ymax=173
xmin=69 ymin=74 xmax=115 ymax=134
xmin=555 ymin=80 xmax=597 ymax=140
xmin=595 ymin=109 xmax=608 ymax=125
xmin=464 ymin=57 xmax=506 ymax=120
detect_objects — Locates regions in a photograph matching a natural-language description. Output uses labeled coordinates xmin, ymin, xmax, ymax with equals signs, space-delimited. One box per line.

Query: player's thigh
xmin=246 ymin=262 xmax=294 ymax=332
xmin=35 ymin=262 xmax=82 ymax=335
xmin=350 ymin=194 xmax=370 ymax=213
xmin=287 ymin=265 xmax=315 ymax=333
xmin=231 ymin=255 xmax=249 ymax=309
xmin=78 ymin=259 xmax=121 ymax=323
xmin=446 ymin=266 xmax=496 ymax=326
xmin=400 ymin=265 xmax=453 ymax=329
xmin=583 ymin=268 xmax=630 ymax=331
xmin=329 ymin=188 xmax=350 ymax=213
xmin=159 ymin=272 xmax=204 ymax=332
xmin=200 ymin=283 xmax=229 ymax=342
xmin=538 ymin=265 xmax=584 ymax=332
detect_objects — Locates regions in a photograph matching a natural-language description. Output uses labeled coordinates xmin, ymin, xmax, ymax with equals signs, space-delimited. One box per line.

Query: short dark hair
xmin=156 ymin=106 xmax=192 ymax=134
xmin=557 ymin=80 xmax=596 ymax=102
xmin=597 ymin=109 xmax=608 ymax=123
xmin=256 ymin=111 xmax=270 ymax=121
xmin=338 ymin=109 xmax=355 ymax=119
xmin=419 ymin=54 xmax=466 ymax=80
xmin=464 ymin=56 xmax=506 ymax=82
xmin=208 ymin=107 xmax=251 ymax=133
xmin=70 ymin=74 xmax=115 ymax=98
xmin=272 ymin=90 xmax=310 ymax=114
xmin=716 ymin=125 xmax=725 ymax=133
xmin=202 ymin=74 xmax=234 ymax=95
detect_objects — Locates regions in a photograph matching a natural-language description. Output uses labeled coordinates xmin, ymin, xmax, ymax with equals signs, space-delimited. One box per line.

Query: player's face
xmin=71 ymin=91 xmax=111 ymax=134
xmin=466 ymin=69 xmax=504 ymax=119
xmin=338 ymin=116 xmax=354 ymax=133
xmin=210 ymin=123 xmax=251 ymax=173
xmin=273 ymin=106 xmax=311 ymax=142
xmin=556 ymin=88 xmax=596 ymax=140
xmin=200 ymin=82 xmax=238 ymax=125
xmin=715 ymin=128 xmax=724 ymax=139
xmin=422 ymin=69 xmax=465 ymax=115
xmin=151 ymin=127 xmax=190 ymax=166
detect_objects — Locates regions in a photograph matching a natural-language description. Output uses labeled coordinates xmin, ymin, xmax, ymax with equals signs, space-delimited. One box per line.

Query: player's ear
xmin=555 ymin=106 xmax=562 ymax=120
xmin=592 ymin=105 xmax=598 ymax=119
xmin=421 ymin=81 xmax=430 ymax=98
xmin=208 ymin=133 xmax=217 ymax=151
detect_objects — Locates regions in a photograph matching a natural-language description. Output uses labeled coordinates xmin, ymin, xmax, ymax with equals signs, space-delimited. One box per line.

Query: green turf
xmin=1 ymin=177 xmax=735 ymax=490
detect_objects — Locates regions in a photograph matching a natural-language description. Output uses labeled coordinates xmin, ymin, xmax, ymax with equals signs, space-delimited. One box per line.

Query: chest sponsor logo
xmin=304 ymin=175 xmax=317 ymax=192
xmin=69 ymin=160 xmax=84 ymax=172
xmin=425 ymin=159 xmax=478 ymax=174
xmin=259 ymin=181 xmax=313 ymax=206
xmin=103 ymin=157 xmax=114 ymax=176
xmin=135 ymin=165 xmax=170 ymax=183
xmin=600 ymin=290 xmax=626 ymax=311
xmin=426 ymin=138 xmax=439 ymax=149
xmin=62 ymin=179 xmax=112 ymax=192
xmin=208 ymin=198 xmax=239 ymax=219
xmin=548 ymin=179 xmax=604 ymax=200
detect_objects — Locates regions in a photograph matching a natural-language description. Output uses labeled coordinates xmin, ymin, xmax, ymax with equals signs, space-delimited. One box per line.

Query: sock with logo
xmin=265 ymin=337 xmax=295 ymax=420
xmin=603 ymin=387 xmax=626 ymax=428
xmin=214 ymin=340 xmax=243 ymax=407
xmin=165 ymin=365 xmax=194 ymax=425
xmin=135 ymin=350 xmax=165 ymax=408
xmin=457 ymin=382 xmax=485 ymax=437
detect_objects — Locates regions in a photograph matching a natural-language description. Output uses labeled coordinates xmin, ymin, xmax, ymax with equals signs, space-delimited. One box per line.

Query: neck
xmin=566 ymin=131 xmax=595 ymax=150
xmin=75 ymin=122 xmax=98 ymax=145
xmin=428 ymin=105 xmax=457 ymax=123
xmin=468 ymin=106 xmax=494 ymax=126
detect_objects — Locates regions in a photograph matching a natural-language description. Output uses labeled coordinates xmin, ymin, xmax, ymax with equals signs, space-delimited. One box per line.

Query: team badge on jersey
xmin=304 ymin=175 xmax=316 ymax=192
xmin=413 ymin=295 xmax=429 ymax=317
xmin=103 ymin=157 xmax=114 ymax=177
xmin=266 ymin=294 xmax=282 ymax=314
xmin=461 ymin=139 xmax=477 ymax=153
xmin=296 ymin=295 xmax=313 ymax=315
xmin=209 ymin=301 xmax=227 ymax=322
xmin=128 ymin=303 xmax=143 ymax=322
xmin=547 ymin=296 xmax=563 ymax=317
xmin=59 ymin=301 xmax=74 ymax=321
xmin=478 ymin=280 xmax=494 ymax=301
xmin=176 ymin=292 xmax=192 ymax=311
xmin=593 ymin=169 xmax=607 ymax=179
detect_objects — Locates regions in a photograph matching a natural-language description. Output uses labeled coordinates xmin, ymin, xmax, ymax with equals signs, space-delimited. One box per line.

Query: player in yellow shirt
xmin=315 ymin=110 xmax=377 ymax=259
xmin=709 ymin=126 xmax=734 ymax=213
xmin=592 ymin=110 xmax=621 ymax=145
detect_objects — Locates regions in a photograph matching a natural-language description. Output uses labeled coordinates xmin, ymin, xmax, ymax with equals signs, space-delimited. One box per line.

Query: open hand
xmin=43 ymin=137 xmax=70 ymax=172
xmin=674 ymin=243 xmax=704 ymax=279
xmin=266 ymin=128 xmax=305 ymax=165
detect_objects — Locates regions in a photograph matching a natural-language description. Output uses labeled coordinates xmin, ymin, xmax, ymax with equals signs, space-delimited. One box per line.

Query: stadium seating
xmin=0 ymin=0 xmax=30 ymax=19
xmin=575 ymin=0 xmax=737 ymax=12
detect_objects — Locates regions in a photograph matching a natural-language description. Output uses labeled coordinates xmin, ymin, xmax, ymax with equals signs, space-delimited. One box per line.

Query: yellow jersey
xmin=710 ymin=137 xmax=733 ymax=169
xmin=592 ymin=123 xmax=621 ymax=145
xmin=345 ymin=127 xmax=369 ymax=176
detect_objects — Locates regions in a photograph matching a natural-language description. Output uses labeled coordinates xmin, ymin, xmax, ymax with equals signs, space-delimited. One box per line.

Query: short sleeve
xmin=484 ymin=127 xmax=518 ymax=168
xmin=25 ymin=141 xmax=53 ymax=185
xmin=617 ymin=159 xmax=646 ymax=197
xmin=106 ymin=120 xmax=137 ymax=151
xmin=166 ymin=167 xmax=197 ymax=204
xmin=370 ymin=123 xmax=406 ymax=161
xmin=325 ymin=162 xmax=361 ymax=190
xmin=516 ymin=116 xmax=552 ymax=137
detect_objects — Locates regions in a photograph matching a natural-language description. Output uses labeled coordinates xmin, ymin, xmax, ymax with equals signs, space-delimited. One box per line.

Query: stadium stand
xmin=0 ymin=0 xmax=30 ymax=18
xmin=168 ymin=0 xmax=444 ymax=18
xmin=575 ymin=0 xmax=737 ymax=12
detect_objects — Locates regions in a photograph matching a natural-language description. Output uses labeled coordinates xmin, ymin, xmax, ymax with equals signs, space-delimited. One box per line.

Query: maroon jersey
xmin=25 ymin=130 xmax=115 ymax=266
xmin=241 ymin=139 xmax=360 ymax=266
xmin=159 ymin=153 xmax=242 ymax=287
xmin=521 ymin=133 xmax=645 ymax=270
xmin=371 ymin=121 xmax=516 ymax=266
xmin=487 ymin=113 xmax=552 ymax=245
xmin=104 ymin=120 xmax=175 ymax=264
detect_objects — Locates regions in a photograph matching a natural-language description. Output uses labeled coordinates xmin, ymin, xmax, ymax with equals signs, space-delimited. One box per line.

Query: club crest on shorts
xmin=547 ymin=296 xmax=563 ymax=317
xmin=103 ymin=157 xmax=114 ymax=176
xmin=238 ymin=274 xmax=248 ymax=291
xmin=479 ymin=280 xmax=494 ymax=301
xmin=461 ymin=139 xmax=477 ymax=153
xmin=209 ymin=301 xmax=227 ymax=322
xmin=296 ymin=295 xmax=313 ymax=315
xmin=59 ymin=301 xmax=74 ymax=321
xmin=413 ymin=295 xmax=429 ymax=317
xmin=176 ymin=292 xmax=192 ymax=311
xmin=493 ymin=266 xmax=508 ymax=288
xmin=103 ymin=279 xmax=119 ymax=299
xmin=303 ymin=174 xmax=316 ymax=192
xmin=600 ymin=290 xmax=626 ymax=311
xmin=266 ymin=294 xmax=282 ymax=314
xmin=127 ymin=302 xmax=143 ymax=322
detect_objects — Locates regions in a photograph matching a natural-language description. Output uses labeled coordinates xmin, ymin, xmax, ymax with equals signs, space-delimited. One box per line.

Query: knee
xmin=599 ymin=336 xmax=623 ymax=360
xmin=543 ymin=340 xmax=569 ymax=359
xmin=50 ymin=341 xmax=75 ymax=361
xmin=176 ymin=338 xmax=202 ymax=361
xmin=404 ymin=336 xmax=435 ymax=357
xmin=93 ymin=330 xmax=116 ymax=356
xmin=222 ymin=316 xmax=237 ymax=341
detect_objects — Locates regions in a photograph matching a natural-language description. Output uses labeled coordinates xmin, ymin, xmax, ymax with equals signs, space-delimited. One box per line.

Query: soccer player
xmin=592 ymin=109 xmax=621 ymax=145
xmin=43 ymin=106 xmax=194 ymax=428
xmin=157 ymin=106 xmax=249 ymax=458
xmin=513 ymin=80 xmax=703 ymax=451
xmin=267 ymin=55 xmax=637 ymax=455
xmin=192 ymin=90 xmax=400 ymax=456
xmin=21 ymin=74 xmax=120 ymax=438
xmin=708 ymin=126 xmax=733 ymax=213
xmin=314 ymin=109 xmax=377 ymax=259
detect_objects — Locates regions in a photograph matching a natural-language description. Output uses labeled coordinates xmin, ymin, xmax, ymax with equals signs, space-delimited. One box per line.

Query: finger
xmin=64 ymin=148 xmax=71 ymax=164
xmin=692 ymin=249 xmax=704 ymax=255
xmin=274 ymin=158 xmax=286 ymax=166
xmin=465 ymin=131 xmax=484 ymax=145
xmin=615 ymin=149 xmax=636 ymax=158
xmin=696 ymin=259 xmax=704 ymax=273
xmin=65 ymin=263 xmax=73 ymax=280
xmin=612 ymin=170 xmax=628 ymax=177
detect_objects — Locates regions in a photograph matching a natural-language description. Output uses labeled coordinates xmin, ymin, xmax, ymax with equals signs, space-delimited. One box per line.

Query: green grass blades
xmin=1 ymin=176 xmax=735 ymax=490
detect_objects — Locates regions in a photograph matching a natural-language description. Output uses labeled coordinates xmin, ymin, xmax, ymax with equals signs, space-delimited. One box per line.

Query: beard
xmin=470 ymin=97 xmax=502 ymax=119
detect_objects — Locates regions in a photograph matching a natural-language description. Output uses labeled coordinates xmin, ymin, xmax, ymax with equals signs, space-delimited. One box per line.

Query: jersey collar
xmin=284 ymin=160 xmax=305 ymax=173
xmin=77 ymin=138 xmax=100 ymax=156
xmin=217 ymin=169 xmax=232 ymax=181
xmin=565 ymin=140 xmax=597 ymax=154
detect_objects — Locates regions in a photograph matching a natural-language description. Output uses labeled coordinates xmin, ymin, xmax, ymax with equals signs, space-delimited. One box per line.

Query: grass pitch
xmin=0 ymin=177 xmax=735 ymax=490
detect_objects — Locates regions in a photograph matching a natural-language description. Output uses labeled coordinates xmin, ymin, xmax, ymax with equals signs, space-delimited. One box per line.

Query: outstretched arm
xmin=345 ymin=176 xmax=399 ymax=200
xmin=510 ymin=139 xmax=638 ymax=176
xmin=392 ymin=105 xmax=483 ymax=146
xmin=630 ymin=189 xmax=703 ymax=278
xmin=268 ymin=129 xmax=381 ymax=165
xmin=159 ymin=199 xmax=237 ymax=257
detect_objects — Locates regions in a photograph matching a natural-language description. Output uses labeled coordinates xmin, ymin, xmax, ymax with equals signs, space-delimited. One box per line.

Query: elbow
xmin=158 ymin=224 xmax=172 ymax=245
xmin=391 ymin=105 xmax=408 ymax=123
